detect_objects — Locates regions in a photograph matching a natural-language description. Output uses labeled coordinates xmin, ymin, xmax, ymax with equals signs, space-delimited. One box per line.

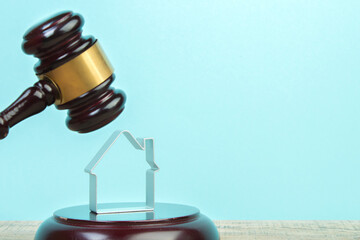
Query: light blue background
xmin=0 ymin=0 xmax=359 ymax=220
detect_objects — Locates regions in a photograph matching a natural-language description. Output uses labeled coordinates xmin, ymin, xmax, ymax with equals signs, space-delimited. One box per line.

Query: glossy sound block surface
xmin=35 ymin=202 xmax=219 ymax=240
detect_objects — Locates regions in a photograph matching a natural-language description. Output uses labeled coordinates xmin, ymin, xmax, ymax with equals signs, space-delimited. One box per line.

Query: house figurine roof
xmin=84 ymin=130 xmax=159 ymax=214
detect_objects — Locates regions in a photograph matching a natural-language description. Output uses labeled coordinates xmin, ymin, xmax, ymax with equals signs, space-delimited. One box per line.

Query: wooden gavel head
xmin=0 ymin=11 xmax=126 ymax=139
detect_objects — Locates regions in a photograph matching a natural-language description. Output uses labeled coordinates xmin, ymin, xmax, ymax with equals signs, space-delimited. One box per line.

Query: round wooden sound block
xmin=35 ymin=203 xmax=219 ymax=240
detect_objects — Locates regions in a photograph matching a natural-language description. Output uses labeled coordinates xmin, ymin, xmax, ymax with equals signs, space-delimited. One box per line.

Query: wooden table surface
xmin=0 ymin=221 xmax=359 ymax=239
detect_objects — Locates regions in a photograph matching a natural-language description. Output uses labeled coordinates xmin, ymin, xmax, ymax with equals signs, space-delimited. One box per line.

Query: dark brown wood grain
xmin=0 ymin=80 xmax=58 ymax=139
xmin=58 ymin=75 xmax=126 ymax=133
xmin=22 ymin=11 xmax=95 ymax=75
xmin=35 ymin=214 xmax=219 ymax=240
xmin=0 ymin=11 xmax=126 ymax=139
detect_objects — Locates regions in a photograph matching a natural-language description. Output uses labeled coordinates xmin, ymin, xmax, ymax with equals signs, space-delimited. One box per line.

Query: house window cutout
xmin=84 ymin=130 xmax=159 ymax=214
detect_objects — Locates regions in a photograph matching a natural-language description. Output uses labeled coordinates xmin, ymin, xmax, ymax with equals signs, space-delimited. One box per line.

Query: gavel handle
xmin=0 ymin=80 xmax=58 ymax=139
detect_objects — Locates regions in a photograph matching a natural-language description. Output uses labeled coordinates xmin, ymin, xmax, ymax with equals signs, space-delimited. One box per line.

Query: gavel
xmin=0 ymin=11 xmax=126 ymax=139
